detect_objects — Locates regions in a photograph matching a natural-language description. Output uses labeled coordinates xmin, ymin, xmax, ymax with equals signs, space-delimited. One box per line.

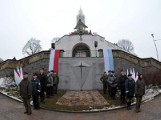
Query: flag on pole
xmin=103 ymin=49 xmax=114 ymax=73
xmin=48 ymin=49 xmax=60 ymax=73
xmin=132 ymin=68 xmax=135 ymax=79
xmin=126 ymin=69 xmax=129 ymax=76
xmin=14 ymin=66 xmax=23 ymax=85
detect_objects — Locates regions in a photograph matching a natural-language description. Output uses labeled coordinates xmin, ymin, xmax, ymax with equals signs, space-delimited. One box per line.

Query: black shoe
xmin=24 ymin=111 xmax=28 ymax=114
xmin=127 ymin=106 xmax=131 ymax=110
xmin=135 ymin=110 xmax=141 ymax=113
xmin=27 ymin=112 xmax=32 ymax=115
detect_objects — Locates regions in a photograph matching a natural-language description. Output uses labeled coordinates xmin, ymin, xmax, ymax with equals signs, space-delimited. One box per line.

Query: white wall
xmin=55 ymin=34 xmax=122 ymax=57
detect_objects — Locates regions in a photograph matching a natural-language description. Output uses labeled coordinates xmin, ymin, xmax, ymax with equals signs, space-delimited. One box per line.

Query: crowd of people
xmin=100 ymin=70 xmax=145 ymax=113
xmin=19 ymin=68 xmax=59 ymax=115
xmin=18 ymin=68 xmax=145 ymax=115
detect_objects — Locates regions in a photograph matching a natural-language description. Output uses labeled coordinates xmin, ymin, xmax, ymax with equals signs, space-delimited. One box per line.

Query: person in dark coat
xmin=100 ymin=72 xmax=108 ymax=94
xmin=118 ymin=70 xmax=128 ymax=104
xmin=19 ymin=72 xmax=32 ymax=115
xmin=46 ymin=71 xmax=53 ymax=98
xmin=107 ymin=71 xmax=118 ymax=99
xmin=135 ymin=74 xmax=145 ymax=113
xmin=125 ymin=73 xmax=135 ymax=110
xmin=38 ymin=68 xmax=47 ymax=103
xmin=52 ymin=71 xmax=59 ymax=94
xmin=31 ymin=73 xmax=41 ymax=110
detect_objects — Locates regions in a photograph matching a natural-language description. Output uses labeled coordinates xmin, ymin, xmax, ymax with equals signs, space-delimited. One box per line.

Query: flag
xmin=20 ymin=66 xmax=23 ymax=80
xmin=103 ymin=49 xmax=114 ymax=73
xmin=48 ymin=49 xmax=60 ymax=73
xmin=132 ymin=68 xmax=135 ymax=80
xmin=126 ymin=69 xmax=129 ymax=76
xmin=135 ymin=72 xmax=138 ymax=81
xmin=14 ymin=66 xmax=23 ymax=85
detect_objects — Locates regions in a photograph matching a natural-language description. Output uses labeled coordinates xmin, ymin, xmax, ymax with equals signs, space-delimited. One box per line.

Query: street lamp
xmin=151 ymin=34 xmax=161 ymax=60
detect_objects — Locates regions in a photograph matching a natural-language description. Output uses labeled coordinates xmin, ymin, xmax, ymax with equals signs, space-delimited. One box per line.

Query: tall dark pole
xmin=151 ymin=34 xmax=161 ymax=60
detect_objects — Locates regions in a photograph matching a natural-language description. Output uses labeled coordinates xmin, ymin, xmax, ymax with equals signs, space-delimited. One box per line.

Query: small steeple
xmin=74 ymin=8 xmax=88 ymax=34
xmin=77 ymin=8 xmax=85 ymax=24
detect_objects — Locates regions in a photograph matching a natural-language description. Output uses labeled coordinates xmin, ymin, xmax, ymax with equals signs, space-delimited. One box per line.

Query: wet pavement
xmin=0 ymin=93 xmax=161 ymax=120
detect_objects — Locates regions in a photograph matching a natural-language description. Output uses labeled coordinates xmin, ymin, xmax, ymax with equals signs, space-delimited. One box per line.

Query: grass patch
xmin=2 ymin=88 xmax=122 ymax=111
xmin=98 ymin=90 xmax=121 ymax=106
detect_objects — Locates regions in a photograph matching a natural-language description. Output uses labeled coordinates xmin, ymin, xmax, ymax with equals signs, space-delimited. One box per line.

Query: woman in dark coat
xmin=125 ymin=73 xmax=135 ymax=110
xmin=135 ymin=74 xmax=145 ymax=113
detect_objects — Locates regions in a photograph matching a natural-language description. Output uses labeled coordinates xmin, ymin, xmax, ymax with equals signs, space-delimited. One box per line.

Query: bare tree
xmin=22 ymin=38 xmax=42 ymax=56
xmin=117 ymin=39 xmax=134 ymax=53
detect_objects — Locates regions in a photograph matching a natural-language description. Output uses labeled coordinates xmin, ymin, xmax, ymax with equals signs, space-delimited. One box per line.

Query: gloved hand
xmin=126 ymin=91 xmax=129 ymax=93
xmin=27 ymin=95 xmax=31 ymax=99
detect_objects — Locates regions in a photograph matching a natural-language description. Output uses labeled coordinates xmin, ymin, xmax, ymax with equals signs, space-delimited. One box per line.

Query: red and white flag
xmin=48 ymin=49 xmax=60 ymax=73
xmin=14 ymin=66 xmax=23 ymax=85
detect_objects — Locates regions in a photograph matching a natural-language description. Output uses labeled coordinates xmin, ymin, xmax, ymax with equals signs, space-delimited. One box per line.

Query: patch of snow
xmin=159 ymin=89 xmax=161 ymax=93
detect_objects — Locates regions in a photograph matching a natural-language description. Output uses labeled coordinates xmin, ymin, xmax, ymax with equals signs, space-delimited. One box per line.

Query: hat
xmin=108 ymin=70 xmax=112 ymax=73
xmin=33 ymin=72 xmax=38 ymax=76
xmin=128 ymin=73 xmax=132 ymax=76
xmin=23 ymin=72 xmax=28 ymax=75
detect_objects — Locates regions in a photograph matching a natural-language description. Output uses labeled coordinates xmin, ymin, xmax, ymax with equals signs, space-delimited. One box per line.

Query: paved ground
xmin=0 ymin=93 xmax=161 ymax=120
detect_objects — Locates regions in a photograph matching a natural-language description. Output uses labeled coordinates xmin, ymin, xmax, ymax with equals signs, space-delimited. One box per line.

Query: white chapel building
xmin=54 ymin=9 xmax=124 ymax=57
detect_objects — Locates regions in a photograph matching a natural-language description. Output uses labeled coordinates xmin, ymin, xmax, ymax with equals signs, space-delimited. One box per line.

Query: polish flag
xmin=14 ymin=66 xmax=23 ymax=85
xmin=48 ymin=49 xmax=60 ymax=73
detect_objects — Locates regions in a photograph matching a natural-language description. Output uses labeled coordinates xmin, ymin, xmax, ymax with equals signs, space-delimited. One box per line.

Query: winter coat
xmin=135 ymin=79 xmax=145 ymax=97
xmin=38 ymin=73 xmax=47 ymax=88
xmin=52 ymin=73 xmax=59 ymax=85
xmin=118 ymin=75 xmax=127 ymax=90
xmin=100 ymin=75 xmax=108 ymax=84
xmin=46 ymin=73 xmax=53 ymax=87
xmin=31 ymin=79 xmax=41 ymax=96
xmin=125 ymin=78 xmax=135 ymax=98
xmin=19 ymin=78 xmax=32 ymax=99
xmin=107 ymin=75 xmax=118 ymax=88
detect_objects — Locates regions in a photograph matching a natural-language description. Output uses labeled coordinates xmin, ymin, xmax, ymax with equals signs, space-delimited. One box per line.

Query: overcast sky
xmin=0 ymin=0 xmax=161 ymax=61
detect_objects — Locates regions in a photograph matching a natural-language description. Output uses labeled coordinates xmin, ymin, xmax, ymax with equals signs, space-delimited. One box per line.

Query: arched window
xmin=72 ymin=43 xmax=90 ymax=57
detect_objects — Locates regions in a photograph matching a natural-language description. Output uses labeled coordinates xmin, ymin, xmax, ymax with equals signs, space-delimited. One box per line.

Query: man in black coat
xmin=38 ymin=68 xmax=47 ymax=103
xmin=118 ymin=70 xmax=128 ymax=104
xmin=31 ymin=73 xmax=41 ymax=110
xmin=125 ymin=73 xmax=135 ymax=110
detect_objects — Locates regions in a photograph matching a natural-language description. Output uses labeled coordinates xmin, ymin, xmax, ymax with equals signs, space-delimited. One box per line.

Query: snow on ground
xmin=0 ymin=78 xmax=5 ymax=88
xmin=0 ymin=83 xmax=161 ymax=112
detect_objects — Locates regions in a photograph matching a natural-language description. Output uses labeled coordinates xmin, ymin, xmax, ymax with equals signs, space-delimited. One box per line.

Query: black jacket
xmin=118 ymin=75 xmax=128 ymax=90
xmin=125 ymin=78 xmax=135 ymax=97
xmin=31 ymin=79 xmax=41 ymax=96
xmin=38 ymin=73 xmax=47 ymax=88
